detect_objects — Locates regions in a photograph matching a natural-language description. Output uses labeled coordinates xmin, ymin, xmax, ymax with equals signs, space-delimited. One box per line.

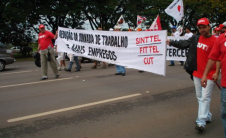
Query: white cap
xmin=109 ymin=28 xmax=114 ymax=31
xmin=223 ymin=21 xmax=226 ymax=26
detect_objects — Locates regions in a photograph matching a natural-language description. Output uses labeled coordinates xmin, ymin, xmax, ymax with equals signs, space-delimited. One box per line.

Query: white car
xmin=0 ymin=45 xmax=15 ymax=71
xmin=11 ymin=46 xmax=21 ymax=53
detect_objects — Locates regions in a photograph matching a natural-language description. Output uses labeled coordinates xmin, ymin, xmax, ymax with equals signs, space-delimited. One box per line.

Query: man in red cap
xmin=166 ymin=18 xmax=220 ymax=132
xmin=219 ymin=24 xmax=226 ymax=34
xmin=201 ymin=29 xmax=226 ymax=138
xmin=38 ymin=24 xmax=59 ymax=80
xmin=214 ymin=27 xmax=220 ymax=37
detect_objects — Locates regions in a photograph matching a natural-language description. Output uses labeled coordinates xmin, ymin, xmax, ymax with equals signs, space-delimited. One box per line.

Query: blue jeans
xmin=193 ymin=76 xmax=214 ymax=127
xmin=68 ymin=56 xmax=80 ymax=70
xmin=170 ymin=60 xmax=184 ymax=65
xmin=116 ymin=65 xmax=126 ymax=73
xmin=170 ymin=60 xmax=175 ymax=65
xmin=221 ymin=87 xmax=226 ymax=138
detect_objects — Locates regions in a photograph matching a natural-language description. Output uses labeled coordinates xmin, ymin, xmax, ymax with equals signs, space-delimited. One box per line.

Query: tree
xmin=0 ymin=0 xmax=35 ymax=45
xmin=185 ymin=0 xmax=226 ymax=28
xmin=0 ymin=0 xmax=85 ymax=45
xmin=81 ymin=0 xmax=129 ymax=30
xmin=1 ymin=0 xmax=225 ymax=47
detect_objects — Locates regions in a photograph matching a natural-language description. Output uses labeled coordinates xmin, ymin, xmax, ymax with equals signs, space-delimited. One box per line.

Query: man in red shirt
xmin=201 ymin=33 xmax=226 ymax=137
xmin=219 ymin=24 xmax=226 ymax=34
xmin=38 ymin=24 xmax=59 ymax=80
xmin=167 ymin=18 xmax=220 ymax=132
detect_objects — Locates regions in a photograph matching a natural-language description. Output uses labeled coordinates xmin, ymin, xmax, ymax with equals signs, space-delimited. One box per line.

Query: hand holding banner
xmin=166 ymin=36 xmax=190 ymax=61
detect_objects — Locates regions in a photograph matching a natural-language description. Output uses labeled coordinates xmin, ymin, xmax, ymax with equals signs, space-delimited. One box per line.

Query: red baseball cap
xmin=219 ymin=24 xmax=225 ymax=29
xmin=39 ymin=24 xmax=45 ymax=29
xmin=197 ymin=18 xmax=210 ymax=26
xmin=215 ymin=27 xmax=220 ymax=31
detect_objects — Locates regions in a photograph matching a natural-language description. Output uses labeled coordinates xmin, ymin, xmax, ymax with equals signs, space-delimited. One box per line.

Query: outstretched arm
xmin=166 ymin=36 xmax=193 ymax=50
xmin=54 ymin=30 xmax=58 ymax=39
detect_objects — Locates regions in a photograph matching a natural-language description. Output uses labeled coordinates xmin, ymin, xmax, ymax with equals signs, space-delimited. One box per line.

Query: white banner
xmin=57 ymin=27 xmax=167 ymax=76
xmin=166 ymin=36 xmax=190 ymax=61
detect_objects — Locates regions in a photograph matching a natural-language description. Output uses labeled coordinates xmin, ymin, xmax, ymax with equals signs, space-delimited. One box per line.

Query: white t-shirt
xmin=54 ymin=39 xmax=58 ymax=46
xmin=55 ymin=39 xmax=65 ymax=59
xmin=172 ymin=31 xmax=180 ymax=37
xmin=184 ymin=32 xmax=193 ymax=38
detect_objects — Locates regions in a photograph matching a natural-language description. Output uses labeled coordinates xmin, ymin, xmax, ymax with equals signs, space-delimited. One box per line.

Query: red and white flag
xmin=117 ymin=15 xmax=125 ymax=25
xmin=165 ymin=0 xmax=184 ymax=23
xmin=177 ymin=25 xmax=183 ymax=35
xmin=149 ymin=15 xmax=162 ymax=31
xmin=137 ymin=15 xmax=146 ymax=26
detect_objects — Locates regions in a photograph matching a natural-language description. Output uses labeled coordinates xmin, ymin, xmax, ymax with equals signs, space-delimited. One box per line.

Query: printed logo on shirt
xmin=197 ymin=42 xmax=209 ymax=51
xmin=39 ymin=35 xmax=46 ymax=39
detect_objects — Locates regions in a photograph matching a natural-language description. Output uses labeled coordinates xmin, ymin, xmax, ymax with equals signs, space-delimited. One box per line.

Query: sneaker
xmin=206 ymin=118 xmax=211 ymax=123
xmin=54 ymin=74 xmax=60 ymax=78
xmin=115 ymin=73 xmax=122 ymax=75
xmin=195 ymin=124 xmax=204 ymax=132
xmin=40 ymin=76 xmax=48 ymax=80
xmin=58 ymin=67 xmax=61 ymax=71
xmin=75 ymin=66 xmax=82 ymax=69
xmin=122 ymin=73 xmax=126 ymax=76
xmin=62 ymin=67 xmax=66 ymax=70
xmin=65 ymin=69 xmax=71 ymax=72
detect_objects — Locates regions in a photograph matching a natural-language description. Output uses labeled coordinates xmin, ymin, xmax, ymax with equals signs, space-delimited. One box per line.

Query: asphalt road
xmin=0 ymin=60 xmax=224 ymax=138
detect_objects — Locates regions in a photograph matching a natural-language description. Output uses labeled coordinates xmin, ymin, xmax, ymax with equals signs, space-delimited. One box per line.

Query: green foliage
xmin=0 ymin=0 xmax=225 ymax=46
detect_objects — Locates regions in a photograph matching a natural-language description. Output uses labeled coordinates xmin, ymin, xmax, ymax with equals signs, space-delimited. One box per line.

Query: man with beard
xmin=166 ymin=18 xmax=220 ymax=132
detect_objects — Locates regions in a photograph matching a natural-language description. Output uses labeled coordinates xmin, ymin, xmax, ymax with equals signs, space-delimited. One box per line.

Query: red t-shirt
xmin=38 ymin=31 xmax=55 ymax=50
xmin=193 ymin=35 xmax=217 ymax=80
xmin=209 ymin=33 xmax=226 ymax=87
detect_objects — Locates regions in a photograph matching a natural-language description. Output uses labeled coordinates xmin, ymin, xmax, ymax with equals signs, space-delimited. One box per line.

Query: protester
xmin=114 ymin=25 xmax=126 ymax=76
xmin=169 ymin=26 xmax=184 ymax=66
xmin=214 ymin=27 xmax=220 ymax=37
xmin=219 ymin=24 xmax=226 ymax=34
xmin=65 ymin=53 xmax=80 ymax=72
xmin=166 ymin=18 xmax=220 ymax=132
xmin=55 ymin=38 xmax=66 ymax=71
xmin=91 ymin=27 xmax=107 ymax=69
xmin=76 ymin=57 xmax=82 ymax=70
xmin=37 ymin=24 xmax=59 ymax=80
xmin=223 ymin=22 xmax=226 ymax=33
xmin=201 ymin=32 xmax=226 ymax=138
xmin=184 ymin=26 xmax=193 ymax=38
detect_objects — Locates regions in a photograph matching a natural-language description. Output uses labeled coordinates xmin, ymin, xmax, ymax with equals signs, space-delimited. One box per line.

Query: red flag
xmin=137 ymin=15 xmax=146 ymax=26
xmin=149 ymin=15 xmax=162 ymax=31
xmin=117 ymin=15 xmax=125 ymax=25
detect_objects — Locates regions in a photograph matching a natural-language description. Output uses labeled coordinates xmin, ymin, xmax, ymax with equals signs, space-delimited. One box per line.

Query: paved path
xmin=0 ymin=61 xmax=223 ymax=138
